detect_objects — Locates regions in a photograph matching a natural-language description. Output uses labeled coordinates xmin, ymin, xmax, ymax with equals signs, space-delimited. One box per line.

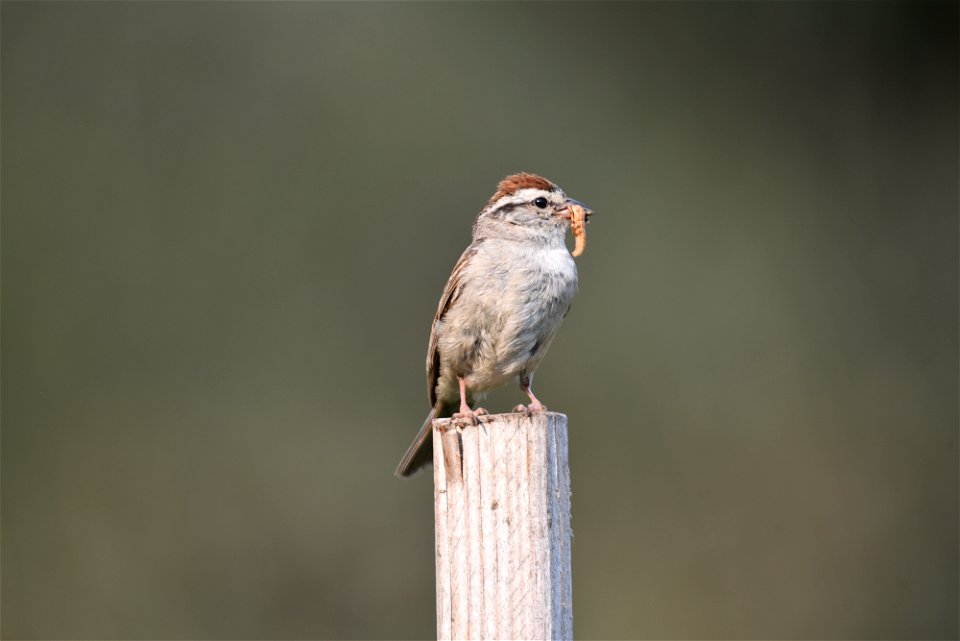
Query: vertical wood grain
xmin=433 ymin=412 xmax=572 ymax=641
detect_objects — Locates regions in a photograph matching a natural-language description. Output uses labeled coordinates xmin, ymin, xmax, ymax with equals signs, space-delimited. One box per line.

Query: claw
xmin=452 ymin=408 xmax=477 ymax=423
xmin=528 ymin=400 xmax=546 ymax=414
xmin=511 ymin=403 xmax=546 ymax=416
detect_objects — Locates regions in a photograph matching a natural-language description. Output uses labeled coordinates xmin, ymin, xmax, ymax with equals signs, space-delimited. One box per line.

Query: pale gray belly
xmin=435 ymin=261 xmax=577 ymax=398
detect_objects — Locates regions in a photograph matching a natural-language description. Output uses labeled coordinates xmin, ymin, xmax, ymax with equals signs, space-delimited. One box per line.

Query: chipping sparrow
xmin=395 ymin=173 xmax=593 ymax=478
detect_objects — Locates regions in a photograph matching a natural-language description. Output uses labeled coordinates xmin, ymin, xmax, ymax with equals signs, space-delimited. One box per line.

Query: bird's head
xmin=473 ymin=172 xmax=593 ymax=251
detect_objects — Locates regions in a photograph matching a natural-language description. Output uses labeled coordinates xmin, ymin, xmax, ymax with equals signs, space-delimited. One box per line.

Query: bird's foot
xmin=512 ymin=402 xmax=547 ymax=416
xmin=452 ymin=409 xmax=477 ymax=423
xmin=453 ymin=407 xmax=488 ymax=424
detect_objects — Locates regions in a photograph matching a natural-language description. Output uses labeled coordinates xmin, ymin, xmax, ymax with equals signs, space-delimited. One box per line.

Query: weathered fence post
xmin=433 ymin=411 xmax=573 ymax=641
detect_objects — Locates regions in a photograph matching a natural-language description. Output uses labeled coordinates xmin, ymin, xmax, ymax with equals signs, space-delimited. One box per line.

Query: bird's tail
xmin=395 ymin=400 xmax=454 ymax=478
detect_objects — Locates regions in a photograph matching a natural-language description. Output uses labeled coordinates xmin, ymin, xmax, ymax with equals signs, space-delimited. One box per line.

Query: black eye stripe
xmin=488 ymin=203 xmax=519 ymax=218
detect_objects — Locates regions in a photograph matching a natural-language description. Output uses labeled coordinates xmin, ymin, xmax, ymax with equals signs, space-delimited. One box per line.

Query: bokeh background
xmin=3 ymin=2 xmax=957 ymax=639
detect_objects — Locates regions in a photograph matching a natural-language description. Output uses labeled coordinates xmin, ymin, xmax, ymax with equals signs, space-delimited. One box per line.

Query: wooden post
xmin=433 ymin=412 xmax=573 ymax=641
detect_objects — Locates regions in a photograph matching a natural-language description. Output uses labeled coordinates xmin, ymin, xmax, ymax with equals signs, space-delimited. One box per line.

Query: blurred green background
xmin=2 ymin=2 xmax=957 ymax=639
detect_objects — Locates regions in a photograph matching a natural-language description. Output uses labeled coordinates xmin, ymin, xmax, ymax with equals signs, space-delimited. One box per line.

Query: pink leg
xmin=453 ymin=377 xmax=477 ymax=419
xmin=519 ymin=376 xmax=546 ymax=414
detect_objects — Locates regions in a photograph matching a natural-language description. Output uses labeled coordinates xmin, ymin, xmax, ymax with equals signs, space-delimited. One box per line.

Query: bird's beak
xmin=557 ymin=198 xmax=594 ymax=220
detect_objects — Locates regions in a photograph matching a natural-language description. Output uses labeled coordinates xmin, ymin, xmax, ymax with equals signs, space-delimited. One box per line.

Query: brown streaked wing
xmin=426 ymin=240 xmax=482 ymax=406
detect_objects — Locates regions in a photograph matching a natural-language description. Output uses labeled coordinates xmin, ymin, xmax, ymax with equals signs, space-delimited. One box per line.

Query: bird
xmin=395 ymin=172 xmax=593 ymax=478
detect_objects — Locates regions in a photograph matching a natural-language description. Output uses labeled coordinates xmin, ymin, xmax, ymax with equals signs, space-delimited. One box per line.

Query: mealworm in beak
xmin=569 ymin=204 xmax=587 ymax=257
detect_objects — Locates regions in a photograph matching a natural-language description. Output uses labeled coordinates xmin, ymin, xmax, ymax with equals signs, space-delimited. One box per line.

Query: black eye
xmin=534 ymin=197 xmax=549 ymax=209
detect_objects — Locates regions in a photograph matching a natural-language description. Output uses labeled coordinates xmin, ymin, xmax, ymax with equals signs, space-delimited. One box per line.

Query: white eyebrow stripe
xmin=489 ymin=187 xmax=564 ymax=210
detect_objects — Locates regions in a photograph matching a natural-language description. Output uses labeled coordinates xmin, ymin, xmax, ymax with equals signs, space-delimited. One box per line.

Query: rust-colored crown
xmin=487 ymin=172 xmax=557 ymax=206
